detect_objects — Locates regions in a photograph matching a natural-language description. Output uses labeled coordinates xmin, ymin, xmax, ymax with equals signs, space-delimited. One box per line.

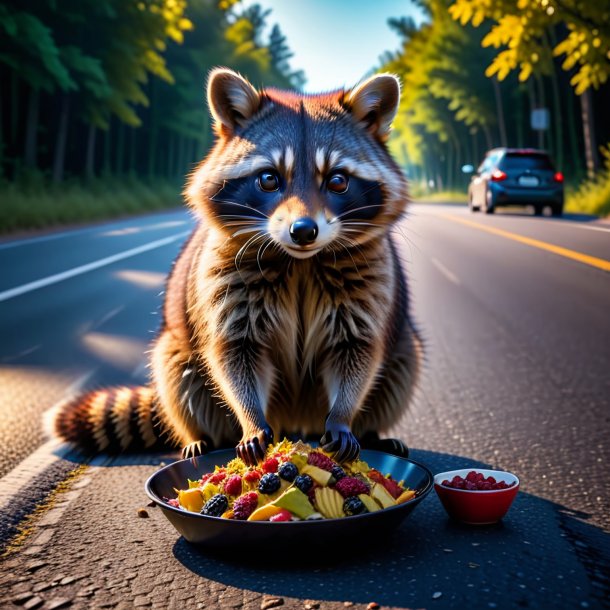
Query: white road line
xmin=431 ymin=257 xmax=461 ymax=285
xmin=560 ymin=222 xmax=610 ymax=234
xmin=0 ymin=215 xmax=189 ymax=250
xmin=0 ymin=231 xmax=190 ymax=303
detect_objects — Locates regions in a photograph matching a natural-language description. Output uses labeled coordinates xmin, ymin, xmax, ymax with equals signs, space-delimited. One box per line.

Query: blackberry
xmin=278 ymin=462 xmax=298 ymax=482
xmin=200 ymin=493 xmax=228 ymax=517
xmin=343 ymin=496 xmax=367 ymax=516
xmin=258 ymin=472 xmax=281 ymax=494
xmin=294 ymin=474 xmax=313 ymax=494
xmin=331 ymin=465 xmax=346 ymax=481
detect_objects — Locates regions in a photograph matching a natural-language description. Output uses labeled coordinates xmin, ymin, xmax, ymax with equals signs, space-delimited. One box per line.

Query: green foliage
xmin=566 ymin=144 xmax=610 ymax=217
xmin=0 ymin=174 xmax=182 ymax=233
xmin=448 ymin=0 xmax=610 ymax=94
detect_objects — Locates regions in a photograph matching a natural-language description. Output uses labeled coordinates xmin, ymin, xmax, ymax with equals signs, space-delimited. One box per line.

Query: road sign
xmin=531 ymin=108 xmax=550 ymax=130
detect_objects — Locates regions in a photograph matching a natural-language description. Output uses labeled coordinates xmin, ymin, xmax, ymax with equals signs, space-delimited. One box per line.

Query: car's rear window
xmin=500 ymin=153 xmax=554 ymax=171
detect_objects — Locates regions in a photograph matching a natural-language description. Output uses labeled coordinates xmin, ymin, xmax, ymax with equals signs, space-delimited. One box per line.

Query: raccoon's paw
xmin=182 ymin=438 xmax=212 ymax=464
xmin=236 ymin=425 xmax=274 ymax=466
xmin=320 ymin=423 xmax=360 ymax=463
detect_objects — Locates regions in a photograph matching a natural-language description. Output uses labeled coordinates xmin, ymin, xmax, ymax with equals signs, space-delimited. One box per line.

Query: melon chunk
xmin=358 ymin=493 xmax=381 ymax=513
xmin=273 ymin=487 xmax=315 ymax=519
xmin=301 ymin=464 xmax=333 ymax=486
xmin=315 ymin=487 xmax=345 ymax=519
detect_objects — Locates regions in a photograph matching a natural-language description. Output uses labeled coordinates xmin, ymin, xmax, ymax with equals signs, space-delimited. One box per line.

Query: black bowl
xmin=145 ymin=449 xmax=433 ymax=549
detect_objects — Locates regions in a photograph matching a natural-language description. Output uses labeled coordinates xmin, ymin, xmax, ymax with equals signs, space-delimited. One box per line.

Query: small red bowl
xmin=434 ymin=469 xmax=520 ymax=525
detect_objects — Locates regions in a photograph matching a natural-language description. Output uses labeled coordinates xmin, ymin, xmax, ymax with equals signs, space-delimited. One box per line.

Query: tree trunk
xmin=52 ymin=94 xmax=71 ymax=183
xmin=116 ymin=121 xmax=125 ymax=175
xmin=103 ymin=121 xmax=112 ymax=174
xmin=11 ymin=71 xmax=19 ymax=145
xmin=129 ymin=127 xmax=136 ymax=175
xmin=565 ymin=85 xmax=582 ymax=179
xmin=85 ymin=123 xmax=97 ymax=179
xmin=482 ymin=125 xmax=492 ymax=150
xmin=24 ymin=87 xmax=40 ymax=169
xmin=492 ymin=78 xmax=507 ymax=147
xmin=167 ymin=130 xmax=176 ymax=178
xmin=148 ymin=79 xmax=158 ymax=178
xmin=580 ymin=88 xmax=598 ymax=180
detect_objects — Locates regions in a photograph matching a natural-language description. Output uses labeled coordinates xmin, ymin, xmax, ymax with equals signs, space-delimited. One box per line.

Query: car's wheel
xmin=551 ymin=205 xmax=563 ymax=217
xmin=484 ymin=189 xmax=495 ymax=214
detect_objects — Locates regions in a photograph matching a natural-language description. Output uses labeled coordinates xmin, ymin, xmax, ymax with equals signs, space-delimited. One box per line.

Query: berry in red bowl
xmin=433 ymin=469 xmax=519 ymax=525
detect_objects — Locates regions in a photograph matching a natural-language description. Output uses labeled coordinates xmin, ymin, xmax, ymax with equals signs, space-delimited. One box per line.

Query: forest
xmin=383 ymin=0 xmax=610 ymax=214
xmin=1 ymin=0 xmax=609 ymax=231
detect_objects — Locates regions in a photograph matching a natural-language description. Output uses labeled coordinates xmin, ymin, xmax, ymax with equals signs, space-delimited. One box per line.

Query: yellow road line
xmin=439 ymin=214 xmax=610 ymax=273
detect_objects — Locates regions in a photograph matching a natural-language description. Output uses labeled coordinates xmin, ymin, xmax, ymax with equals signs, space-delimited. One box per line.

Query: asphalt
xmin=0 ymin=203 xmax=609 ymax=609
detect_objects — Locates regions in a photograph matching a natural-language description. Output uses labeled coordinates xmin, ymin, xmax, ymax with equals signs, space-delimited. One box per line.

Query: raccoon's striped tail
xmin=46 ymin=386 xmax=175 ymax=454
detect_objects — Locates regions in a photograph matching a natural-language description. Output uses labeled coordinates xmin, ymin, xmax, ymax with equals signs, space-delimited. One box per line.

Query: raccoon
xmin=50 ymin=68 xmax=423 ymax=465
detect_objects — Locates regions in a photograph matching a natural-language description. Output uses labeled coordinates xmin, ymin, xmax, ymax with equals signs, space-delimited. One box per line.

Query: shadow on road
xmin=170 ymin=449 xmax=609 ymax=609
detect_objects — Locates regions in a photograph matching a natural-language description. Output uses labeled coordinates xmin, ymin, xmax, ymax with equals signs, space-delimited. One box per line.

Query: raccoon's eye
xmin=257 ymin=171 xmax=280 ymax=192
xmin=326 ymin=172 xmax=349 ymax=194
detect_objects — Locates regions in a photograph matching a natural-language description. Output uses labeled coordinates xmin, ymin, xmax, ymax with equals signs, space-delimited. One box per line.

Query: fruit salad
xmin=168 ymin=439 xmax=418 ymax=521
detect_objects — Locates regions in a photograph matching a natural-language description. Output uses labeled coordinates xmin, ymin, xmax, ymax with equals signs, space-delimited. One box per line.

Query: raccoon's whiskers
xmin=330 ymin=203 xmax=383 ymax=222
xmin=234 ymin=231 xmax=266 ymax=271
xmin=211 ymin=199 xmax=270 ymax=219
xmin=338 ymin=235 xmax=372 ymax=271
xmin=256 ymin=237 xmax=276 ymax=279
xmin=333 ymin=237 xmax=367 ymax=280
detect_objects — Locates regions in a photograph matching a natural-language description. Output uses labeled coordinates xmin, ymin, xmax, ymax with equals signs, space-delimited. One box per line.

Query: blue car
xmin=468 ymin=148 xmax=564 ymax=216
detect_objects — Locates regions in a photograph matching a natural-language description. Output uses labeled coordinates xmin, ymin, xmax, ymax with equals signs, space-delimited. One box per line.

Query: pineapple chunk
xmin=371 ymin=483 xmax=395 ymax=509
xmin=301 ymin=464 xmax=333 ymax=486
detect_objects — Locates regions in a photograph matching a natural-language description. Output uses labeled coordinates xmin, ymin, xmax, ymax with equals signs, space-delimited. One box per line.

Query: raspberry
xmin=278 ymin=462 xmax=298 ymax=482
xmin=343 ymin=496 xmax=366 ymax=516
xmin=368 ymin=469 xmax=403 ymax=499
xmin=224 ymin=475 xmax=242 ymax=496
xmin=201 ymin=494 xmax=228 ymax=517
xmin=335 ymin=477 xmax=369 ymax=498
xmin=294 ymin=474 xmax=313 ymax=494
xmin=209 ymin=469 xmax=227 ymax=485
xmin=262 ymin=458 xmax=279 ymax=473
xmin=244 ymin=470 xmax=262 ymax=483
xmin=307 ymin=451 xmax=335 ymax=472
xmin=269 ymin=508 xmax=292 ymax=522
xmin=258 ymin=473 xmax=281 ymax=494
xmin=167 ymin=498 xmax=180 ymax=508
xmin=232 ymin=492 xmax=259 ymax=520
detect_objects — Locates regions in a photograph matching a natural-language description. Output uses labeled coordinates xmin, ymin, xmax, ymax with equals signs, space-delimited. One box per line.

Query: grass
xmin=412 ymin=190 xmax=469 ymax=203
xmin=565 ymin=168 xmax=610 ymax=218
xmin=0 ymin=173 xmax=183 ymax=234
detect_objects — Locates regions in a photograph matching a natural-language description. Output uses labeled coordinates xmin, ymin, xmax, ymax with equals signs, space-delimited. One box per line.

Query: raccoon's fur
xmin=51 ymin=68 xmax=423 ymax=464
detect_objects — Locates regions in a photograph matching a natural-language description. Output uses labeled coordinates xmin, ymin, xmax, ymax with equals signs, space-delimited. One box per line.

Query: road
xmin=0 ymin=203 xmax=609 ymax=609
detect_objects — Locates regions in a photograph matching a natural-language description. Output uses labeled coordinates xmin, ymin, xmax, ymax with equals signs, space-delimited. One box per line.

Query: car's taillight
xmin=554 ymin=172 xmax=564 ymax=183
xmin=491 ymin=170 xmax=507 ymax=182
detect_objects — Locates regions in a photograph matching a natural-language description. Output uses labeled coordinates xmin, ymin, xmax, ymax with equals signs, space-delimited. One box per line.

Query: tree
xmin=448 ymin=0 xmax=610 ymax=175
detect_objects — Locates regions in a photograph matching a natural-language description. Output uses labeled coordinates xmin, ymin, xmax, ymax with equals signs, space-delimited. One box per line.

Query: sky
xmin=240 ymin=0 xmax=426 ymax=92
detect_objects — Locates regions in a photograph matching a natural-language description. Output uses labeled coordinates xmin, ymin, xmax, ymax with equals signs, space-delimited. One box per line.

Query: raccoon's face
xmin=187 ymin=69 xmax=408 ymax=261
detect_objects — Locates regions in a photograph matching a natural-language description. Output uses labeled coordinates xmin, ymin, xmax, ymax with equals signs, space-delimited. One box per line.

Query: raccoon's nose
xmin=289 ymin=217 xmax=319 ymax=246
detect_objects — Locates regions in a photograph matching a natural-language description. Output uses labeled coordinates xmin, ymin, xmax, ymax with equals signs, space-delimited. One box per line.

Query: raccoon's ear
xmin=343 ymin=73 xmax=401 ymax=140
xmin=207 ymin=68 xmax=261 ymax=132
